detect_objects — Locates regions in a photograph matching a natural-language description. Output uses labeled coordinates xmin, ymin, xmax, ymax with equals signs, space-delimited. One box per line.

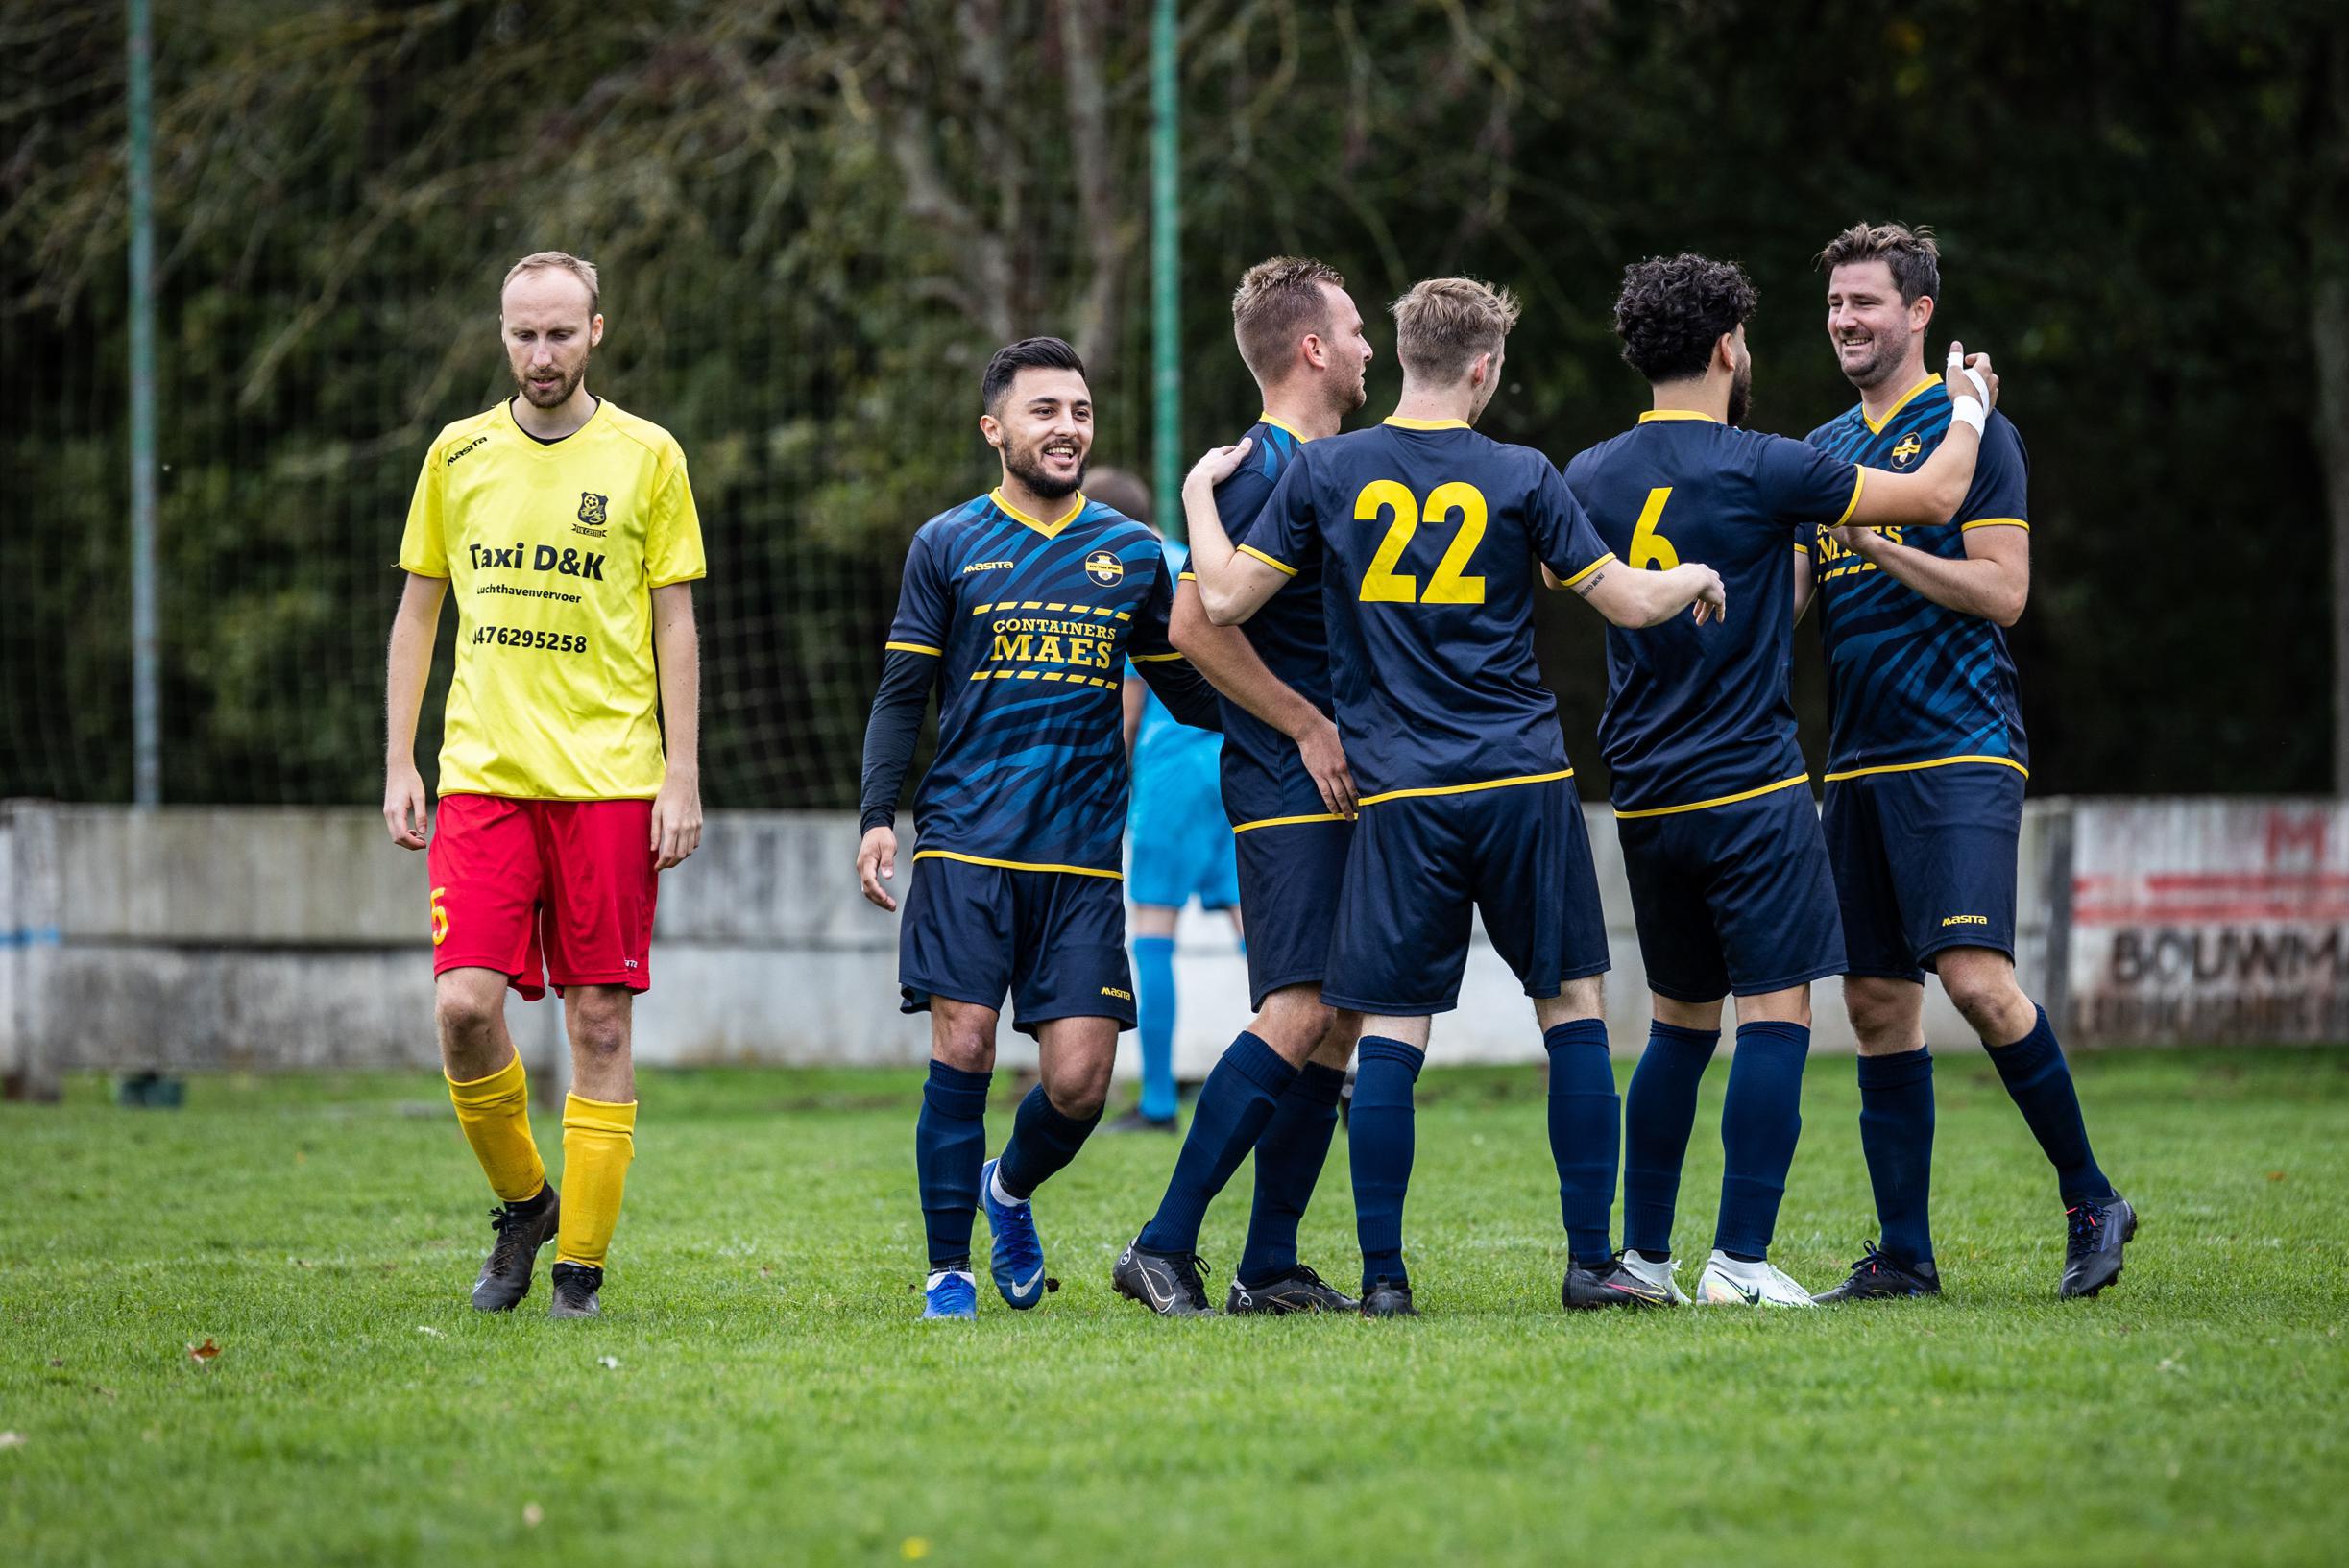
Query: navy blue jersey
xmin=1250 ymin=418 xmax=1614 ymax=800
xmin=884 ymin=489 xmax=1180 ymax=876
xmin=1562 ymin=411 xmax=1862 ymax=814
xmin=1804 ymin=375 xmax=2031 ymax=779
xmin=1182 ymin=416 xmax=1337 ymax=829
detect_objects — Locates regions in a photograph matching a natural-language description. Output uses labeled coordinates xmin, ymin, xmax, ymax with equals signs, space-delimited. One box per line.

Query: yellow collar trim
xmin=1257 ymin=412 xmax=1312 ymax=443
xmin=991 ymin=489 xmax=1087 ymax=537
xmin=1638 ymin=409 xmax=1720 ymax=424
xmin=1384 ymin=416 xmax=1468 ymax=431
xmin=1862 ymin=374 xmax=1942 ymax=436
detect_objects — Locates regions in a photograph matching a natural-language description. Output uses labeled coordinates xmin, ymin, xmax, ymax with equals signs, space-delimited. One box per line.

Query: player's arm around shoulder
xmin=1540 ymin=463 xmax=1726 ymax=629
xmin=1570 ymin=553 xmax=1728 ymax=629
xmin=1830 ymin=375 xmax=2031 ymax=627
xmin=1845 ymin=343 xmax=1999 ymax=526
xmin=1181 ymin=440 xmax=1295 ymax=626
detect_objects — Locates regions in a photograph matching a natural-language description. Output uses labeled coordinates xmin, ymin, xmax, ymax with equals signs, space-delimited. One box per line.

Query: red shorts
xmin=427 ymin=794 xmax=659 ymax=1001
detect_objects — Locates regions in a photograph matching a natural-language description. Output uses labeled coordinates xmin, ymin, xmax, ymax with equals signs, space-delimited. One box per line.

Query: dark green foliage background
xmin=5 ymin=1 xmax=2339 ymax=805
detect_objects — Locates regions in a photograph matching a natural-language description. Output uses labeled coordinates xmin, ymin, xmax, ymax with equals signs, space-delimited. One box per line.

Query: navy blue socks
xmin=1239 ymin=1060 xmax=1345 ymax=1285
xmin=1621 ymin=1021 xmax=1719 ymax=1258
xmin=1855 ymin=1047 xmax=1936 ymax=1268
xmin=1132 ymin=934 xmax=1179 ymax=1122
xmin=1135 ymin=1032 xmax=1296 ymax=1255
xmin=1543 ymin=1019 xmax=1618 ymax=1267
xmin=916 ymin=1060 xmax=989 ymax=1267
xmin=1715 ymin=1021 xmax=1809 ymax=1260
xmin=1349 ymin=1037 xmax=1423 ymax=1291
xmin=995 ymin=1083 xmax=1102 ymax=1201
xmin=1987 ymin=1005 xmax=2116 ymax=1206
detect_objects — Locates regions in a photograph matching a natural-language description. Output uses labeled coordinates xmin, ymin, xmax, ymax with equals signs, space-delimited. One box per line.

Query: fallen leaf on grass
xmin=2267 ymin=1170 xmax=2287 ymax=1182
xmin=416 ymin=1326 xmax=444 ymax=1338
xmin=523 ymin=1503 xmax=544 ymax=1528
xmin=597 ymin=1356 xmax=619 ymax=1370
xmin=0 ymin=1432 xmax=27 ymax=1449
xmin=187 ymin=1339 xmax=221 ymax=1366
xmin=48 ymin=1358 xmax=63 ymax=1367
xmin=901 ymin=1539 xmax=930 ymax=1561
xmin=2157 ymin=1357 xmax=2186 ymax=1374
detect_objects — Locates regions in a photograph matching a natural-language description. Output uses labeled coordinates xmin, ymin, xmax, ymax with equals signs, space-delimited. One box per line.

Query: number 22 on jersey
xmin=1356 ymin=480 xmax=1488 ymax=604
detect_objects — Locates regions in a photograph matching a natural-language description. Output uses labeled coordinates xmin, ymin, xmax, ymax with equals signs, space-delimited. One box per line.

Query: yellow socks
xmin=556 ymin=1094 xmax=638 ymax=1269
xmin=445 ymin=1053 xmax=547 ymax=1204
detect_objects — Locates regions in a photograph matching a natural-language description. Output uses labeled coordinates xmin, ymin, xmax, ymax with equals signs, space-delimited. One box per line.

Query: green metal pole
xmin=127 ymin=0 xmax=160 ymax=806
xmin=1150 ymin=0 xmax=1181 ymax=540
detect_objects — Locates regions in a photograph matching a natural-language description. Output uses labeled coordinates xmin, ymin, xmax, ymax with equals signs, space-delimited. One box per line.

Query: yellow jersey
xmin=398 ymin=398 xmax=706 ymax=800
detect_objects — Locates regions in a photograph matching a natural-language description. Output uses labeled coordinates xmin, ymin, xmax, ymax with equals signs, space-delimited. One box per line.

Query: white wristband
xmin=1949 ymin=394 xmax=1988 ymax=435
xmin=1946 ymin=352 xmax=1990 ymax=405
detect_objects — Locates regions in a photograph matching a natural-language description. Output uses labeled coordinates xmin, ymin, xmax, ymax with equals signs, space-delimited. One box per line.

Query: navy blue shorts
xmin=1822 ymin=763 xmax=2025 ymax=982
xmin=1616 ymin=784 xmax=1846 ymax=1002
xmin=898 ymin=854 xmax=1136 ymax=1035
xmin=1323 ymin=775 xmax=1610 ymax=1016
xmin=1231 ymin=817 xmax=1354 ymax=1011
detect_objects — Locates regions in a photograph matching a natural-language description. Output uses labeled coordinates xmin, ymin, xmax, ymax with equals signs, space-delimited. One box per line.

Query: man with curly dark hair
xmin=1559 ymin=252 xmax=1998 ymax=1309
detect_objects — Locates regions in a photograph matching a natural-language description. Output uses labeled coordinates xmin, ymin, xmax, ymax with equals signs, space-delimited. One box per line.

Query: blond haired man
xmin=1182 ymin=277 xmax=1724 ymax=1315
xmin=384 ymin=251 xmax=705 ymax=1319
xmin=1114 ymin=257 xmax=1373 ymax=1317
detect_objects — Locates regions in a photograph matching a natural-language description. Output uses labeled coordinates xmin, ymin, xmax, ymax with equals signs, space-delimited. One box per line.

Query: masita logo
xmin=1085 ymin=550 xmax=1124 ymax=586
xmin=445 ymin=434 xmax=489 ymax=467
xmin=1892 ymin=431 xmax=1924 ymax=468
xmin=963 ymin=558 xmax=1016 ymax=574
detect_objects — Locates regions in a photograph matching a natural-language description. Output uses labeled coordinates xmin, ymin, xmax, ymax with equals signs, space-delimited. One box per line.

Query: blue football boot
xmin=979 ymin=1157 xmax=1048 ymax=1309
xmin=921 ymin=1267 xmax=978 ymax=1320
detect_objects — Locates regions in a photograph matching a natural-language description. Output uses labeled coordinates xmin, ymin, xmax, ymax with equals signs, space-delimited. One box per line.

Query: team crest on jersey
xmin=1891 ymin=432 xmax=1924 ymax=468
xmin=1085 ymin=550 xmax=1124 ymax=586
xmin=578 ymin=492 xmax=610 ymax=526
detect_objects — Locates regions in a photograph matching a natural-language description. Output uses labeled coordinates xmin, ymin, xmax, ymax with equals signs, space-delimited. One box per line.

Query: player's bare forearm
xmin=1179 ymin=443 xmax=1285 ymax=625
xmin=1170 ymin=581 xmax=1319 ymax=740
xmin=650 ymin=582 xmax=703 ymax=868
xmin=384 ymin=573 xmax=446 ymax=764
xmin=1830 ymin=524 xmax=2030 ymax=627
xmin=1171 ymin=576 xmax=1355 ymax=815
xmin=1850 ymin=419 xmax=1980 ymax=524
xmin=381 ymin=573 xmax=446 ymax=850
xmin=652 ymin=583 xmax=701 ymax=782
xmin=1577 ymin=559 xmax=1727 ymax=628
xmin=1793 ymin=548 xmax=1817 ymax=624
xmin=1178 ymin=467 xmax=1245 ymax=622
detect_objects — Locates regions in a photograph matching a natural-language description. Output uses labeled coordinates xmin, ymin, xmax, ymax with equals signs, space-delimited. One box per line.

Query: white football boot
xmin=1692 ymin=1249 xmax=1816 ymax=1307
xmin=1619 ymin=1249 xmax=1690 ymax=1305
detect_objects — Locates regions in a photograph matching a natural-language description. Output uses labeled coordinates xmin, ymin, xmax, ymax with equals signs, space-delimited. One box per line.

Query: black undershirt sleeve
xmin=859 ymin=649 xmax=934 ymax=832
xmin=1134 ymin=657 xmax=1225 ymax=734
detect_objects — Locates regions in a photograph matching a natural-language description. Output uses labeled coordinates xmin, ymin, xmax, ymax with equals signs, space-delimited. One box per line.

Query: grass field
xmin=3 ymin=1047 xmax=2345 ymax=1567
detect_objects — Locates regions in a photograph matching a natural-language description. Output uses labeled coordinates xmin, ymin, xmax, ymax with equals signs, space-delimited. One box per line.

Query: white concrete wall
xmin=5 ymin=798 xmax=2052 ymax=1081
